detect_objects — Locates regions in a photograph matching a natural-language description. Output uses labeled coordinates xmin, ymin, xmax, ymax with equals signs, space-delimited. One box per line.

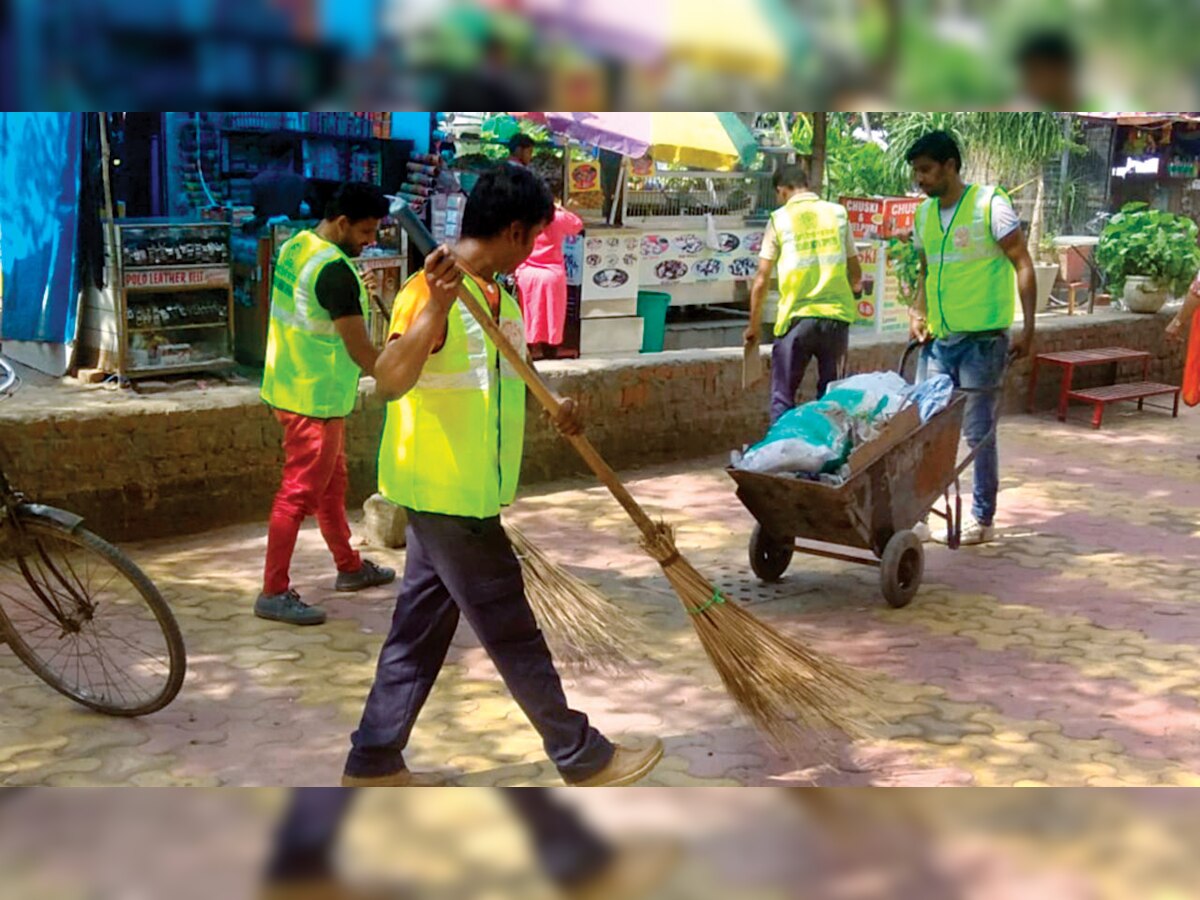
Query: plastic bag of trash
xmin=825 ymin=371 xmax=911 ymax=419
xmin=909 ymin=374 xmax=954 ymax=421
xmin=735 ymin=403 xmax=853 ymax=475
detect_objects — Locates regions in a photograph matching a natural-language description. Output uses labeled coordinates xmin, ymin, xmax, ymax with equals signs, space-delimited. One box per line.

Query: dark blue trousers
xmin=345 ymin=510 xmax=614 ymax=782
xmin=769 ymin=316 xmax=851 ymax=424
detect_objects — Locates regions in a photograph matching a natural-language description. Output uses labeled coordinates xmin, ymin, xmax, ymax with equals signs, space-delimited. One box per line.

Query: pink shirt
xmin=522 ymin=205 xmax=584 ymax=269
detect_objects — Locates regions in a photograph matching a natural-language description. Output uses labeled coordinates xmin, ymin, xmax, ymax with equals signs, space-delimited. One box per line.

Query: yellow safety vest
xmin=379 ymin=276 xmax=527 ymax=519
xmin=771 ymin=195 xmax=856 ymax=335
xmin=260 ymin=231 xmax=368 ymax=418
xmin=917 ymin=184 xmax=1018 ymax=339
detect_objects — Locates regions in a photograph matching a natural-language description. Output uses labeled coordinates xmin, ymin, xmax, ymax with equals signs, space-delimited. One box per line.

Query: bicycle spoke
xmin=88 ymin=622 xmax=171 ymax=671
xmin=0 ymin=586 xmax=65 ymax=633
xmin=79 ymin=625 xmax=144 ymax=706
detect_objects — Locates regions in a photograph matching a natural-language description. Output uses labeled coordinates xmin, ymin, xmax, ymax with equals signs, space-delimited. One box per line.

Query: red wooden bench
xmin=1027 ymin=347 xmax=1181 ymax=428
xmin=1068 ymin=381 xmax=1181 ymax=429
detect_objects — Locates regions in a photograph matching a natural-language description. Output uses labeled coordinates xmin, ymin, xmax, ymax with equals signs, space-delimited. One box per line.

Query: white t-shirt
xmin=912 ymin=189 xmax=1020 ymax=253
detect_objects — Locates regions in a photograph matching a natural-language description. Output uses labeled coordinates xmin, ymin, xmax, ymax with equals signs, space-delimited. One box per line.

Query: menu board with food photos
xmin=638 ymin=227 xmax=766 ymax=286
xmin=568 ymin=159 xmax=605 ymax=215
xmin=580 ymin=228 xmax=642 ymax=301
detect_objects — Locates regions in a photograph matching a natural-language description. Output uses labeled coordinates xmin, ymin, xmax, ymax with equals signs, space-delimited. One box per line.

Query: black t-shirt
xmin=315 ymin=259 xmax=364 ymax=321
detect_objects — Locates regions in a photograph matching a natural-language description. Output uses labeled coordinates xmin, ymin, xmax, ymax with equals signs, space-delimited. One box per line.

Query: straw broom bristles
xmin=641 ymin=522 xmax=875 ymax=747
xmin=506 ymin=524 xmax=646 ymax=675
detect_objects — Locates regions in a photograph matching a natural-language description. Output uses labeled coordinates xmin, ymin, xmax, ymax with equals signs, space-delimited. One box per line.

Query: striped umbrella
xmin=538 ymin=112 xmax=758 ymax=170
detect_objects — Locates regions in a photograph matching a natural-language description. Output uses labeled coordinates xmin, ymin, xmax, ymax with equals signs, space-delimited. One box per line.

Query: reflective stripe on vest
xmin=772 ymin=196 xmax=856 ymax=335
xmin=918 ymin=185 xmax=1017 ymax=339
xmin=379 ymin=277 xmax=527 ymax=519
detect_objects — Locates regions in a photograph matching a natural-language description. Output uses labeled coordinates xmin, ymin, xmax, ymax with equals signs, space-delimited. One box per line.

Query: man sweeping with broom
xmin=341 ymin=164 xmax=662 ymax=788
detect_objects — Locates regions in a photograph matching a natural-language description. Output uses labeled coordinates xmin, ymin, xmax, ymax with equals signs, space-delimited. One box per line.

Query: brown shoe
xmin=565 ymin=737 xmax=663 ymax=787
xmin=339 ymin=768 xmax=443 ymax=787
xmin=560 ymin=837 xmax=681 ymax=900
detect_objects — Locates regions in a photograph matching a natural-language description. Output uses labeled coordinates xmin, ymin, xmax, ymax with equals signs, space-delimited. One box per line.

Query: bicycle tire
xmin=0 ymin=515 xmax=186 ymax=716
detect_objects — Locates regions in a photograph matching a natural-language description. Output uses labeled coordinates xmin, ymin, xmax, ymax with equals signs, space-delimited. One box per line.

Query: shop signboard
xmin=840 ymin=196 xmax=922 ymax=241
xmin=124 ymin=266 xmax=230 ymax=289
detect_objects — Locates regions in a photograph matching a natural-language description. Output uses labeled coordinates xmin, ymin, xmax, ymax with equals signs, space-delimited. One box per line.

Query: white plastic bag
xmin=825 ymin=371 xmax=911 ymax=419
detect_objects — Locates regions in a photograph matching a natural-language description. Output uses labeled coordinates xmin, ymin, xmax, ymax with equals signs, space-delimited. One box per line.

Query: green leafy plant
xmin=1095 ymin=202 xmax=1200 ymax=297
xmin=887 ymin=236 xmax=921 ymax=306
xmin=823 ymin=114 xmax=911 ymax=200
xmin=1036 ymin=231 xmax=1059 ymax=266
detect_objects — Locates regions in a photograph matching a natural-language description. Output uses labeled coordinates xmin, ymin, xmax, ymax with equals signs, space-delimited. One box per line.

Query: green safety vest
xmin=771 ymin=195 xmax=857 ymax=335
xmin=260 ymin=231 xmax=368 ymax=419
xmin=379 ymin=276 xmax=527 ymax=519
xmin=918 ymin=184 xmax=1018 ymax=339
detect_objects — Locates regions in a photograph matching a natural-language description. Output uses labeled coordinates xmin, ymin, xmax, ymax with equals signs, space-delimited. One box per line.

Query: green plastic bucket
xmin=636 ymin=291 xmax=671 ymax=353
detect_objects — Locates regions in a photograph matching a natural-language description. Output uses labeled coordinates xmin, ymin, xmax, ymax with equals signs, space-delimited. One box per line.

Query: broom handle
xmin=390 ymin=208 xmax=660 ymax=539
xmin=453 ymin=275 xmax=660 ymax=538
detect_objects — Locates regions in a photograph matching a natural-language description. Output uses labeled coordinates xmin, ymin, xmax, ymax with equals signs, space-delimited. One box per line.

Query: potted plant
xmin=1095 ymin=202 xmax=1200 ymax=313
xmin=1031 ymin=231 xmax=1060 ymax=314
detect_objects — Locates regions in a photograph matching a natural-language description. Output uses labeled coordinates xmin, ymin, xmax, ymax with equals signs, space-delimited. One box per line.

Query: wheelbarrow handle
xmin=898 ymin=339 xmax=927 ymax=381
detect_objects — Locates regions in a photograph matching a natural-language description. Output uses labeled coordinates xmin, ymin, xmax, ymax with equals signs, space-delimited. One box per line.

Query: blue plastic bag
xmin=909 ymin=374 xmax=954 ymax=421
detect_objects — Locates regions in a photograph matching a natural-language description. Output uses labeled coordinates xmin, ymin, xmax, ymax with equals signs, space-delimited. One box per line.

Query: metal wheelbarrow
xmin=726 ymin=342 xmax=1001 ymax=608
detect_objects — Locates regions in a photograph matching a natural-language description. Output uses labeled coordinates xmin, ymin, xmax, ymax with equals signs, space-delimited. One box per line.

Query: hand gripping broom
xmin=394 ymin=208 xmax=870 ymax=747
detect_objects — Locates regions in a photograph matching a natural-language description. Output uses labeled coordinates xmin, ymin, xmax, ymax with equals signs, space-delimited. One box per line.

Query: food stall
xmin=563 ymin=150 xmax=776 ymax=354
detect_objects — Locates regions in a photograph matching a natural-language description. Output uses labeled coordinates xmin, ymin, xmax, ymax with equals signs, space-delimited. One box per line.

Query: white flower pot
xmin=1122 ymin=276 xmax=1169 ymax=314
xmin=1033 ymin=264 xmax=1058 ymax=314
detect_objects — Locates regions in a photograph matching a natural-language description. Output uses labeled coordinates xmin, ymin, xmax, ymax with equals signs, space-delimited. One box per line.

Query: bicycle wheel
xmin=0 ymin=514 xmax=185 ymax=716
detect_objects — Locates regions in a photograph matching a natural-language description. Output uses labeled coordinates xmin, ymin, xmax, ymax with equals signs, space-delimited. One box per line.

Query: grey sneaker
xmin=335 ymin=558 xmax=396 ymax=593
xmin=254 ymin=589 xmax=327 ymax=626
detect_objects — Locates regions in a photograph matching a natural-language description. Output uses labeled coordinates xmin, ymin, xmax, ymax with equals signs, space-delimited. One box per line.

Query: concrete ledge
xmin=0 ymin=308 xmax=1185 ymax=541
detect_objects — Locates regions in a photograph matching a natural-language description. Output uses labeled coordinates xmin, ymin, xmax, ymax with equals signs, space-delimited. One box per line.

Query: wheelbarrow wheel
xmin=749 ymin=524 xmax=794 ymax=582
xmin=880 ymin=530 xmax=923 ymax=608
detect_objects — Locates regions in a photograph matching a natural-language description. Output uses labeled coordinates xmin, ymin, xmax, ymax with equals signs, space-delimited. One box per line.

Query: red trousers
xmin=263 ymin=410 xmax=361 ymax=595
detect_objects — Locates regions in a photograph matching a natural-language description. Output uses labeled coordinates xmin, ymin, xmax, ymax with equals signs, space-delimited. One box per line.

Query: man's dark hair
xmin=324 ymin=182 xmax=390 ymax=223
xmin=905 ymin=131 xmax=963 ymax=172
xmin=1015 ymin=31 xmax=1078 ymax=68
xmin=773 ymin=163 xmax=810 ymax=190
xmin=509 ymin=134 xmax=536 ymax=153
xmin=264 ymin=134 xmax=296 ymax=163
xmin=462 ymin=164 xmax=554 ymax=239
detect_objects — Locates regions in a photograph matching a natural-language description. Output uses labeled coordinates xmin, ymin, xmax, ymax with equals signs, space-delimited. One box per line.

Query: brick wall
xmin=0 ymin=310 xmax=1183 ymax=541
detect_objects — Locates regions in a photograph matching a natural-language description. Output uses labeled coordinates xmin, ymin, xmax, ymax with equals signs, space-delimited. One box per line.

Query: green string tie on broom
xmin=689 ymin=590 xmax=727 ymax=616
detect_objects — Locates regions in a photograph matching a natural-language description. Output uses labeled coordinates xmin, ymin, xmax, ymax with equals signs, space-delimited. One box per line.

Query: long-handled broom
xmin=394 ymin=209 xmax=872 ymax=747
xmin=365 ymin=251 xmax=645 ymax=674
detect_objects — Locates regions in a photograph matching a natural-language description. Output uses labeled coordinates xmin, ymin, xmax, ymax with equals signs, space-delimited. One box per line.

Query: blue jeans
xmin=921 ymin=332 xmax=1008 ymax=525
